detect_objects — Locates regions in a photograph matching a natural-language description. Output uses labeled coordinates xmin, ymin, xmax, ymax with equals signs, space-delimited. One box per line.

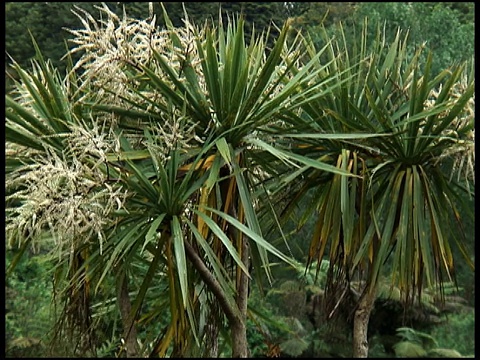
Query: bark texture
xmin=231 ymin=237 xmax=250 ymax=357
xmin=231 ymin=320 xmax=249 ymax=357
xmin=117 ymin=272 xmax=139 ymax=358
xmin=185 ymin=238 xmax=249 ymax=357
xmin=352 ymin=287 xmax=376 ymax=358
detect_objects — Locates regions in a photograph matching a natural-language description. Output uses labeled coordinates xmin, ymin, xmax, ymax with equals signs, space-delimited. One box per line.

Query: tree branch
xmin=183 ymin=239 xmax=242 ymax=324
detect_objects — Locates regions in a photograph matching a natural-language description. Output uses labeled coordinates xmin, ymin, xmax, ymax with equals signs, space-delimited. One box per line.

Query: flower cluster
xmin=426 ymin=76 xmax=475 ymax=185
xmin=6 ymin=120 xmax=127 ymax=254
xmin=66 ymin=3 xmax=203 ymax=104
xmin=65 ymin=3 xmax=207 ymax=152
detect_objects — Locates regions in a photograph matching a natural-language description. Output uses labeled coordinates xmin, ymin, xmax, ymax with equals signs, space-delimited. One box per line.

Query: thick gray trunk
xmin=352 ymin=287 xmax=376 ymax=358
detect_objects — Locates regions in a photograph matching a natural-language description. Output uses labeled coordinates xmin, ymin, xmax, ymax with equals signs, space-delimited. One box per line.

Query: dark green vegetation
xmin=5 ymin=2 xmax=474 ymax=77
xmin=5 ymin=2 xmax=298 ymax=79
xmin=5 ymin=2 xmax=474 ymax=358
xmin=6 ymin=251 xmax=475 ymax=357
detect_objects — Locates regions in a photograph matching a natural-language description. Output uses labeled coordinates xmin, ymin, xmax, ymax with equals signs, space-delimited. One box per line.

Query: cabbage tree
xmin=270 ymin=20 xmax=474 ymax=357
xmin=5 ymin=4 xmax=355 ymax=357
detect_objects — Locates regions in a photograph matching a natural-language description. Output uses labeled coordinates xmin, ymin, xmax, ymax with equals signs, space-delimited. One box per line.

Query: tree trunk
xmin=231 ymin=320 xmax=249 ymax=357
xmin=183 ymin=239 xmax=248 ymax=356
xmin=352 ymin=286 xmax=376 ymax=358
xmin=204 ymin=316 xmax=219 ymax=357
xmin=117 ymin=271 xmax=139 ymax=358
xmin=231 ymin=236 xmax=250 ymax=357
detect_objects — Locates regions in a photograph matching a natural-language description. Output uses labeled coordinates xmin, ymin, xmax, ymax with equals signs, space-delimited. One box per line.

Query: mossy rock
xmin=280 ymin=337 xmax=309 ymax=357
xmin=279 ymin=280 xmax=302 ymax=292
xmin=393 ymin=341 xmax=427 ymax=357
xmin=427 ymin=348 xmax=463 ymax=358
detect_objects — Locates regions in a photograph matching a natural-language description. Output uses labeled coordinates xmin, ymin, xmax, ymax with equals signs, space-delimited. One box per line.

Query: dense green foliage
xmin=6 ymin=252 xmax=474 ymax=357
xmin=6 ymin=250 xmax=55 ymax=357
xmin=354 ymin=2 xmax=475 ymax=75
xmin=292 ymin=2 xmax=474 ymax=76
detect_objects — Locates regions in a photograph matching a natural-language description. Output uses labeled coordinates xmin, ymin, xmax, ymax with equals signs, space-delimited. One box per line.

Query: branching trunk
xmin=183 ymin=240 xmax=242 ymax=322
xmin=352 ymin=286 xmax=376 ymax=358
xmin=183 ymin=238 xmax=250 ymax=357
xmin=117 ymin=271 xmax=139 ymax=358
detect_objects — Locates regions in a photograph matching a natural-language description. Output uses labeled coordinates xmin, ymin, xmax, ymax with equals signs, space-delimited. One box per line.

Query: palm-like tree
xmin=5 ymin=36 xmax=138 ymax=355
xmin=91 ymin=7 xmax=357 ymax=356
xmin=272 ymin=20 xmax=475 ymax=357
xmin=6 ymin=4 xmax=353 ymax=357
